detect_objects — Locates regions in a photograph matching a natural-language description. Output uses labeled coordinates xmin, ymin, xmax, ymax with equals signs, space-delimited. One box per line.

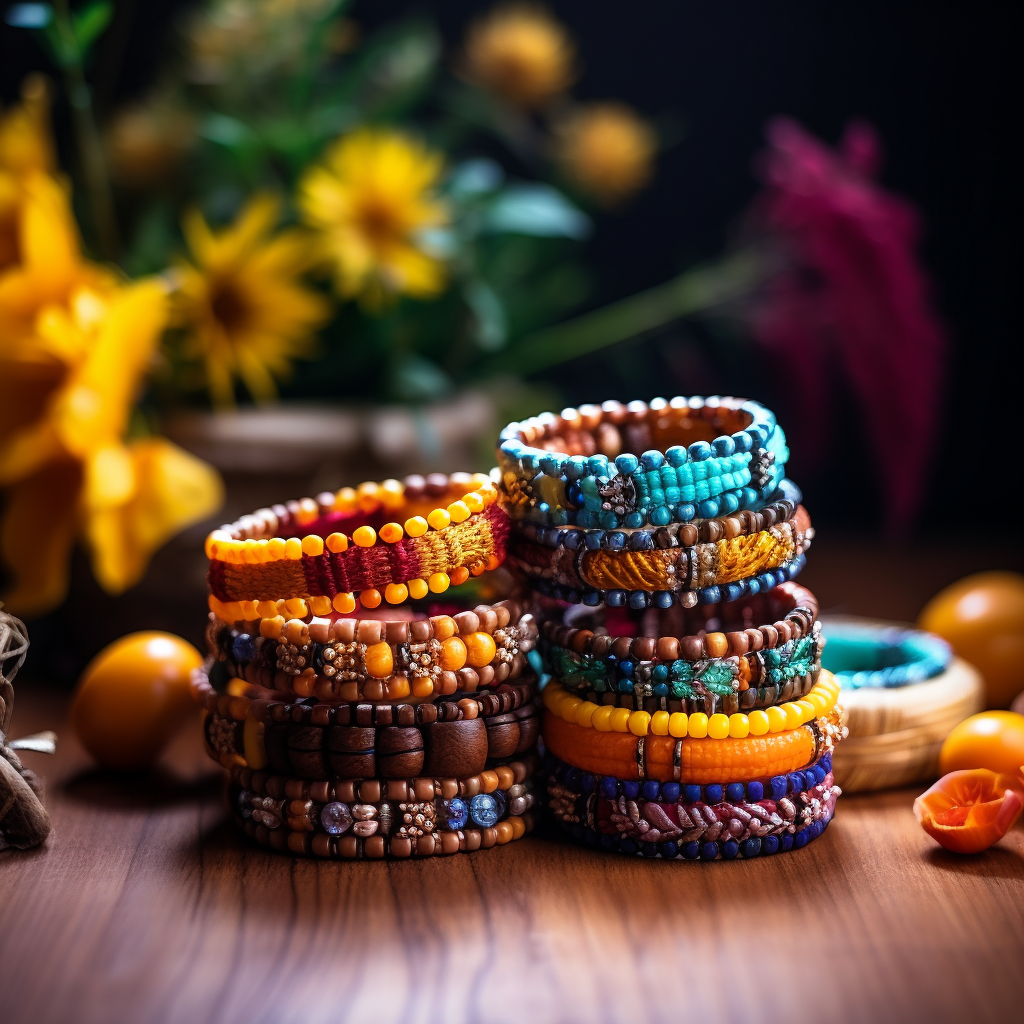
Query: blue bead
xmin=705 ymin=784 xmax=723 ymax=804
xmin=747 ymin=781 xmax=764 ymax=802
xmin=822 ymin=753 xmax=832 ymax=773
xmin=565 ymin=768 xmax=582 ymax=788
xmin=619 ymin=837 xmax=638 ymax=855
xmin=598 ymin=509 xmax=619 ymax=530
xmin=780 ymin=833 xmax=794 ymax=851
xmin=600 ymin=777 xmax=618 ymax=799
xmin=675 ymin=503 xmax=696 ymax=522
xmin=661 ymin=783 xmax=680 ymax=802
xmin=683 ymin=841 xmax=701 ymax=860
xmin=739 ymin=486 xmax=759 ymax=507
xmin=720 ymin=492 xmax=739 ymax=514
xmin=713 ymin=436 xmax=736 ymax=457
xmin=606 ymin=589 xmax=626 ymax=607
xmin=697 ymin=586 xmax=721 ymax=604
xmin=661 ymin=841 xmax=679 ymax=859
xmin=649 ymin=506 xmax=671 ymax=527
xmin=722 ymin=840 xmax=739 ymax=859
xmin=652 ymin=664 xmax=669 ymax=681
xmin=653 ymin=591 xmax=674 ymax=609
xmin=746 ymin=578 xmax=761 ymax=595
xmin=615 ymin=454 xmax=639 ymax=476
xmin=640 ymin=450 xmax=665 ymax=471
xmin=563 ymin=529 xmax=581 ymax=550
xmin=726 ymin=783 xmax=745 ymax=802
xmin=653 ymin=683 xmax=669 ymax=696
xmin=640 ymin=842 xmax=659 ymax=858
xmin=741 ymin=837 xmax=762 ymax=858
xmin=789 ymin=771 xmax=805 ymax=792
xmin=469 ymin=793 xmax=500 ymax=827
xmin=232 ymin=633 xmax=256 ymax=661
xmin=763 ymin=835 xmax=780 ymax=854
xmin=794 ymin=829 xmax=809 ymax=849
xmin=619 ymin=659 xmax=634 ymax=677
xmin=684 ymin=784 xmax=702 ymax=803
xmin=582 ymin=590 xmax=602 ymax=606
xmin=624 ymin=512 xmax=645 ymax=528
xmin=445 ymin=797 xmax=469 ymax=830
xmin=584 ymin=530 xmax=605 ymax=550
xmin=564 ymin=456 xmax=588 ymax=480
xmin=700 ymin=842 xmax=720 ymax=861
xmin=666 ymin=445 xmax=688 ymax=467
xmin=731 ymin=431 xmax=753 ymax=452
xmin=723 ymin=583 xmax=743 ymax=602
xmin=628 ymin=531 xmax=653 ymax=551
xmin=539 ymin=455 xmax=561 ymax=476
xmin=747 ymin=426 xmax=766 ymax=447
xmin=607 ymin=531 xmax=627 ymax=550
xmin=688 ymin=441 xmax=713 ymax=462
xmin=770 ymin=776 xmax=788 ymax=801
xmin=697 ymin=499 xmax=719 ymax=519
xmin=628 ymin=591 xmax=649 ymax=609
xmin=581 ymin=773 xmax=595 ymax=793
xmin=587 ymin=455 xmax=608 ymax=475
xmin=642 ymin=781 xmax=660 ymax=801
xmin=623 ymin=781 xmax=640 ymax=799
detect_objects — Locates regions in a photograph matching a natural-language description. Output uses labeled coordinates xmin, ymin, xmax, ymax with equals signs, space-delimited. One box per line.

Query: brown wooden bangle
xmin=539 ymin=581 xmax=819 ymax=662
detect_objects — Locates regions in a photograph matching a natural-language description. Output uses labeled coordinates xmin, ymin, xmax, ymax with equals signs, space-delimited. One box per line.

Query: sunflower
xmin=557 ymin=102 xmax=656 ymax=205
xmin=174 ymin=195 xmax=331 ymax=407
xmin=462 ymin=5 xmax=575 ymax=108
xmin=298 ymin=129 xmax=448 ymax=304
xmin=0 ymin=179 xmax=222 ymax=614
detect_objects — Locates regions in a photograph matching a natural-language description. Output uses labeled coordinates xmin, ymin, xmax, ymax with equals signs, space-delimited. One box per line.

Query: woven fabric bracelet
xmin=548 ymin=776 xmax=838 ymax=861
xmin=541 ymin=671 xmax=840 ymax=738
xmin=497 ymin=397 xmax=789 ymax=528
xmin=821 ymin=621 xmax=952 ymax=689
xmin=509 ymin=504 xmax=812 ymax=609
xmin=205 ymin=472 xmax=508 ymax=617
xmin=541 ymin=703 xmax=846 ymax=783
xmin=203 ymin=694 xmax=541 ymax=780
xmin=540 ymin=580 xmax=819 ymax=663
xmin=544 ymin=750 xmax=834 ymax=806
xmin=204 ymin=598 xmax=537 ymax=702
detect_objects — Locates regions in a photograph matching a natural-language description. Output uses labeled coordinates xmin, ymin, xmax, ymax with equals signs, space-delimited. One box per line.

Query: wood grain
xmin=2 ymin=682 xmax=1022 ymax=1024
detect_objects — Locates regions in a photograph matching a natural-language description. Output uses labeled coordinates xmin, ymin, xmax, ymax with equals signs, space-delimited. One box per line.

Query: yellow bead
xmin=404 ymin=516 xmax=429 ymax=537
xmin=284 ymin=537 xmax=303 ymax=560
xmin=260 ymin=616 xmax=284 ymax=640
xmin=748 ymin=709 xmax=770 ymax=736
xmin=332 ymin=592 xmax=355 ymax=614
xmin=464 ymin=492 xmax=485 ymax=513
xmin=326 ymin=532 xmax=348 ymax=553
xmin=364 ymin=642 xmax=394 ymax=678
xmin=464 ymin=632 xmax=497 ymax=668
xmin=668 ymin=712 xmax=689 ymax=738
xmin=379 ymin=522 xmax=404 ymax=544
xmin=728 ymin=714 xmax=750 ymax=738
xmin=609 ymin=708 xmax=632 ymax=733
xmin=575 ymin=701 xmax=598 ymax=727
xmin=239 ymin=600 xmax=259 ymax=620
xmin=334 ymin=487 xmax=357 ymax=511
xmin=256 ymin=600 xmax=278 ymax=619
xmin=688 ymin=713 xmax=709 ymax=739
xmin=284 ymin=598 xmax=308 ymax=618
xmin=357 ymin=481 xmax=380 ymax=510
xmin=628 ymin=711 xmax=651 ymax=737
xmin=301 ymin=535 xmax=324 ymax=557
xmin=797 ymin=699 xmax=816 ymax=723
xmin=440 ymin=637 xmax=468 ymax=671
xmin=407 ymin=578 xmax=428 ymax=600
xmin=384 ymin=583 xmax=409 ymax=604
xmin=205 ymin=530 xmax=231 ymax=559
xmin=650 ymin=710 xmax=670 ymax=736
xmin=428 ymin=572 xmax=450 ymax=593
xmin=708 ymin=713 xmax=730 ymax=739
xmin=353 ymin=526 xmax=376 ymax=547
xmin=766 ymin=705 xmax=788 ymax=733
xmin=447 ymin=500 xmax=471 ymax=523
xmin=296 ymin=497 xmax=318 ymax=524
xmin=243 ymin=539 xmax=260 ymax=563
xmin=591 ymin=706 xmax=614 ymax=732
xmin=309 ymin=596 xmax=332 ymax=616
xmin=561 ymin=697 xmax=582 ymax=721
xmin=806 ymin=693 xmax=827 ymax=716
xmin=268 ymin=537 xmax=286 ymax=559
xmin=783 ymin=702 xmax=803 ymax=730
xmin=427 ymin=508 xmax=451 ymax=531
xmin=380 ymin=478 xmax=404 ymax=507
xmin=256 ymin=539 xmax=272 ymax=562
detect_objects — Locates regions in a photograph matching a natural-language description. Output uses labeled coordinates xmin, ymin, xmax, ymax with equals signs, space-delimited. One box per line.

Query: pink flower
xmin=747 ymin=118 xmax=947 ymax=534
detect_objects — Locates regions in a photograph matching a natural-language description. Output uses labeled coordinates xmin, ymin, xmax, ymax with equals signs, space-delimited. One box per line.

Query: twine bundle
xmin=1 ymin=606 xmax=53 ymax=851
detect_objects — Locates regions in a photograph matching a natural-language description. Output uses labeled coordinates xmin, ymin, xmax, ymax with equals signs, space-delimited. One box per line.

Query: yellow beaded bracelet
xmin=541 ymin=670 xmax=841 ymax=739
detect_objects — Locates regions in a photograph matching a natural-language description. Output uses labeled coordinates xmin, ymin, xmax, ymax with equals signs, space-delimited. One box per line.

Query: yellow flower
xmin=463 ymin=5 xmax=575 ymax=108
xmin=0 ymin=76 xmax=56 ymax=270
xmin=0 ymin=181 xmax=223 ymax=615
xmin=298 ymin=129 xmax=448 ymax=304
xmin=174 ymin=195 xmax=331 ymax=407
xmin=557 ymin=103 xmax=656 ymax=205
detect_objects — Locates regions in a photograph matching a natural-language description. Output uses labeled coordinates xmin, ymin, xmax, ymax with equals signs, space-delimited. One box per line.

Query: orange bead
xmin=384 ymin=675 xmax=411 ymax=700
xmin=428 ymin=572 xmax=450 ymax=593
xmin=463 ymin=632 xmax=497 ymax=668
xmin=450 ymin=566 xmax=470 ymax=586
xmin=705 ymin=632 xmax=729 ymax=658
xmin=364 ymin=642 xmax=394 ymax=678
xmin=407 ymin=578 xmax=429 ymax=600
xmin=440 ymin=636 xmax=468 ymax=671
xmin=379 ymin=522 xmax=404 ymax=543
xmin=353 ymin=526 xmax=377 ymax=547
xmin=411 ymin=676 xmax=435 ymax=698
xmin=384 ymin=583 xmax=409 ymax=604
xmin=332 ymin=592 xmax=356 ymax=614
xmin=360 ymin=589 xmax=381 ymax=609
xmin=326 ymin=532 xmax=348 ymax=553
xmin=301 ymin=535 xmax=324 ymax=556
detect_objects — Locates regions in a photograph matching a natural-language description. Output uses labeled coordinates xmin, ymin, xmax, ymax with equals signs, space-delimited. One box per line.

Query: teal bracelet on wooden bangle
xmin=821 ymin=622 xmax=952 ymax=689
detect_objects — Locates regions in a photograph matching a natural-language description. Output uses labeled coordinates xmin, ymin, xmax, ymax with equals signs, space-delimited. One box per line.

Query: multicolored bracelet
xmin=821 ymin=622 xmax=952 ymax=689
xmin=203 ymin=692 xmax=541 ymax=780
xmin=228 ymin=757 xmax=537 ymax=857
xmin=541 ymin=701 xmax=846 ymax=783
xmin=204 ymin=598 xmax=537 ymax=702
xmin=205 ymin=472 xmax=508 ymax=618
xmin=547 ymin=766 xmax=838 ymax=860
xmin=497 ymin=397 xmax=789 ymax=528
xmin=540 ymin=671 xmax=840 ymax=738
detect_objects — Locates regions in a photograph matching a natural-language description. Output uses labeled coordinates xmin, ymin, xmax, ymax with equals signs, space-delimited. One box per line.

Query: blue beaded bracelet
xmin=821 ymin=622 xmax=952 ymax=689
xmin=497 ymin=397 xmax=790 ymax=528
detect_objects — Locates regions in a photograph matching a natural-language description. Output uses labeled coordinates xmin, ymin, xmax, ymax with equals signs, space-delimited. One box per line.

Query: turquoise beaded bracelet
xmin=820 ymin=622 xmax=951 ymax=689
xmin=497 ymin=397 xmax=789 ymax=528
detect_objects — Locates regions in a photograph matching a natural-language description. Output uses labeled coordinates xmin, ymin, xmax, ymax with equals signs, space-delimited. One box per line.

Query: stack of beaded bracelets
xmin=496 ymin=397 xmax=846 ymax=861
xmin=199 ymin=472 xmax=543 ymax=859
xmin=820 ymin=619 xmax=984 ymax=793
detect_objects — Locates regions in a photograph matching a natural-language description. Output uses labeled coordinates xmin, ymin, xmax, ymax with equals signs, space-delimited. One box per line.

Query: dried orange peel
xmin=914 ymin=768 xmax=1024 ymax=854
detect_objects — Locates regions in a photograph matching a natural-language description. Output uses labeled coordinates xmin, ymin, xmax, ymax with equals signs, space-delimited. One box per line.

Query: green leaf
xmin=482 ymin=185 xmax=591 ymax=240
xmin=447 ymin=159 xmax=503 ymax=199
xmin=72 ymin=0 xmax=112 ymax=53
xmin=5 ymin=3 xmax=52 ymax=28
xmin=464 ymin=280 xmax=508 ymax=352
xmin=199 ymin=113 xmax=255 ymax=148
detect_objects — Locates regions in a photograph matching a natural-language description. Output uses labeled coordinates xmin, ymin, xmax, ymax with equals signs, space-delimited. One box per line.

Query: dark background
xmin=2 ymin=0 xmax=1020 ymax=534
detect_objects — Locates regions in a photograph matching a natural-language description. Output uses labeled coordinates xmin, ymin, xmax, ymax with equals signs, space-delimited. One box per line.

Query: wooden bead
xmin=376 ymin=727 xmax=425 ymax=778
xmin=484 ymin=713 xmax=520 ymax=760
xmin=424 ymin=718 xmax=488 ymax=777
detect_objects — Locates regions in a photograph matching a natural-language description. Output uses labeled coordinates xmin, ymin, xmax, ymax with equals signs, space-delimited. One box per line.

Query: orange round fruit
xmin=938 ymin=711 xmax=1024 ymax=779
xmin=71 ymin=631 xmax=202 ymax=771
xmin=918 ymin=571 xmax=1024 ymax=708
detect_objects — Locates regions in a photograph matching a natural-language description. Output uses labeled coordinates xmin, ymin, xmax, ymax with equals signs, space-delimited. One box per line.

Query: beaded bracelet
xmin=205 ymin=472 xmax=508 ymax=617
xmin=541 ymin=671 xmax=841 ymax=738
xmin=544 ymin=750 xmax=834 ymax=806
xmin=541 ymin=704 xmax=846 ymax=783
xmin=548 ymin=775 xmax=838 ymax=861
xmin=821 ymin=622 xmax=952 ymax=689
xmin=497 ymin=397 xmax=789 ymax=528
xmin=205 ymin=598 xmax=537 ymax=702
xmin=203 ymin=694 xmax=541 ymax=780
xmin=509 ymin=505 xmax=812 ymax=609
xmin=227 ymin=756 xmax=537 ymax=858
